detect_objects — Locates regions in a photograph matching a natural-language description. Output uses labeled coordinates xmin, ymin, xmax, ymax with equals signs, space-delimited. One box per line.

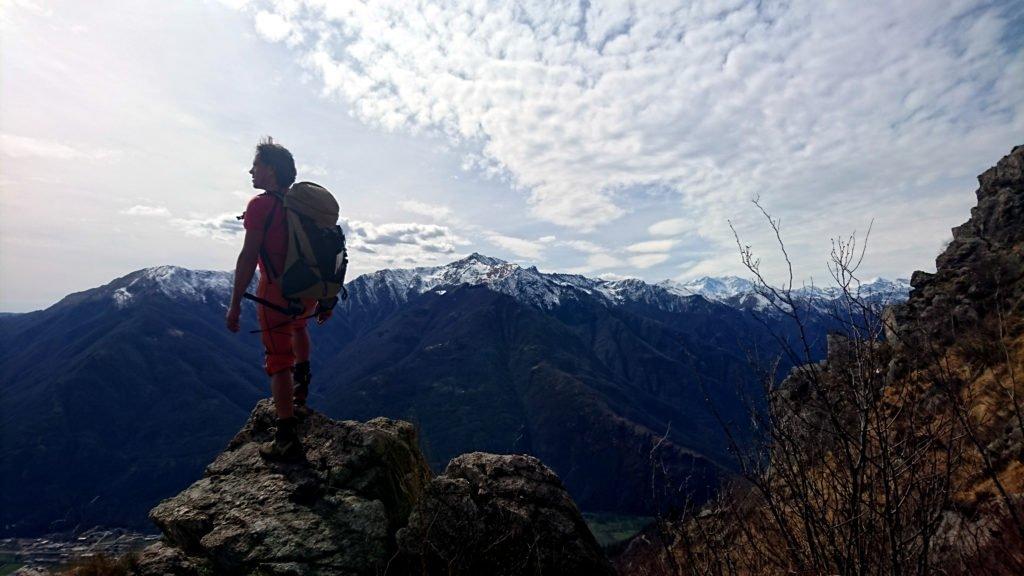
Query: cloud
xmin=400 ymin=200 xmax=451 ymax=220
xmin=628 ymin=253 xmax=670 ymax=269
xmin=597 ymin=272 xmax=637 ymax=281
xmin=239 ymin=0 xmax=1023 ymax=279
xmin=215 ymin=0 xmax=251 ymax=9
xmin=562 ymin=240 xmax=605 ymax=254
xmin=345 ymin=219 xmax=463 ymax=254
xmin=486 ymin=233 xmax=546 ymax=260
xmin=2 ymin=0 xmax=52 ymax=19
xmin=121 ymin=205 xmax=171 ymax=217
xmin=648 ymin=218 xmax=690 ymax=237
xmin=172 ymin=213 xmax=245 ymax=242
xmin=298 ymin=163 xmax=329 ymax=177
xmin=567 ymin=253 xmax=624 ymax=274
xmin=627 ymin=239 xmax=675 ymax=253
xmin=0 ymin=133 xmax=121 ymax=161
xmin=335 ymin=217 xmax=474 ymax=271
xmin=253 ymin=10 xmax=294 ymax=43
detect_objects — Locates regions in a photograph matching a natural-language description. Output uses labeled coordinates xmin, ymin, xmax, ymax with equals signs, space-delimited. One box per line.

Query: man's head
xmin=250 ymin=136 xmax=296 ymax=192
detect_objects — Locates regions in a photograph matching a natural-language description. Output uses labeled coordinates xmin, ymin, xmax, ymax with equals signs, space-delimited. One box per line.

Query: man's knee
xmin=264 ymin=353 xmax=295 ymax=376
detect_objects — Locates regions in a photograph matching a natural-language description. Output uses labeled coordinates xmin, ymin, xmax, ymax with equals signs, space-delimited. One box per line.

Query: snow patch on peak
xmin=110 ymin=266 xmax=234 ymax=307
xmin=112 ymin=287 xmax=133 ymax=309
xmin=453 ymin=252 xmax=508 ymax=267
xmin=351 ymin=254 xmax=702 ymax=311
xmin=658 ymin=276 xmax=755 ymax=300
xmin=351 ymin=254 xmax=569 ymax=309
xmin=348 ymin=254 xmax=912 ymax=316
xmin=658 ymin=275 xmax=910 ymax=307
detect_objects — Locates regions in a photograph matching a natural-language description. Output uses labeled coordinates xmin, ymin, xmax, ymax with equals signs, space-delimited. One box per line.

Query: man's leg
xmin=293 ymin=323 xmax=310 ymax=363
xmin=259 ymin=301 xmax=299 ymax=417
xmin=261 ymin=364 xmax=301 ymax=460
xmin=292 ymin=313 xmax=312 ymax=409
xmin=270 ymin=368 xmax=295 ymax=419
xmin=256 ymin=284 xmax=303 ymax=459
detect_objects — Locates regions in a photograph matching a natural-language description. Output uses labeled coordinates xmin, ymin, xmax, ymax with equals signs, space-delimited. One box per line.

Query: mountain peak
xmin=657 ymin=276 xmax=755 ymax=300
xmin=66 ymin=265 xmax=234 ymax=310
xmin=452 ymin=252 xmax=508 ymax=267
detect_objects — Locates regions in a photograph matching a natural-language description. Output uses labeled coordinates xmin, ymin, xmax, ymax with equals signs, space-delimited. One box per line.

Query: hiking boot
xmin=293 ymin=361 xmax=311 ymax=413
xmin=259 ymin=416 xmax=303 ymax=461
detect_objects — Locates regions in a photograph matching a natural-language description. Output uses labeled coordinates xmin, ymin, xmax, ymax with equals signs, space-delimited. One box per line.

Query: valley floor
xmin=0 ymin=528 xmax=158 ymax=574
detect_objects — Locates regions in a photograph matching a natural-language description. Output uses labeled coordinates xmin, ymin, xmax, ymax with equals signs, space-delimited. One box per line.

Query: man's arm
xmin=226 ymin=227 xmax=264 ymax=332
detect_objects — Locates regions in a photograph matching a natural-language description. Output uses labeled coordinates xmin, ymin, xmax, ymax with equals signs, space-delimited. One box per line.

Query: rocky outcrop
xmin=139 ymin=400 xmax=432 ymax=575
xmin=395 ymin=452 xmax=616 ymax=576
xmin=135 ymin=541 xmax=201 ymax=575
xmin=889 ymin=145 xmax=1024 ymax=351
xmin=137 ymin=401 xmax=611 ymax=575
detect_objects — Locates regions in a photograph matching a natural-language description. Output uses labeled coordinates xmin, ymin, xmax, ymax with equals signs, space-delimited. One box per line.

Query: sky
xmin=1 ymin=0 xmax=1022 ymax=312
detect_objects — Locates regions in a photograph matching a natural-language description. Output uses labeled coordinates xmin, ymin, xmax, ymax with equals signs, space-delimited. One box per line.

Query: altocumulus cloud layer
xmin=235 ymin=0 xmax=1023 ymax=257
xmin=1 ymin=0 xmax=1021 ymax=311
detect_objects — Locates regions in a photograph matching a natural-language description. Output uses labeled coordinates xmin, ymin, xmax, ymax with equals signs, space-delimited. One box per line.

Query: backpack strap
xmin=258 ymin=192 xmax=284 ymax=282
xmin=242 ymin=192 xmax=302 ymax=318
xmin=242 ymin=292 xmax=304 ymax=316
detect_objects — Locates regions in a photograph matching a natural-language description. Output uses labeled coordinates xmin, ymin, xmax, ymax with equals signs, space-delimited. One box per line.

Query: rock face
xmin=395 ymin=452 xmax=616 ymax=576
xmin=140 ymin=400 xmax=432 ymax=575
xmin=138 ymin=401 xmax=611 ymax=575
xmin=890 ymin=144 xmax=1024 ymax=350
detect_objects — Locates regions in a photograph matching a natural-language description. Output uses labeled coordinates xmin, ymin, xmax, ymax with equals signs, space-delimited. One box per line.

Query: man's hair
xmin=255 ymin=136 xmax=297 ymax=189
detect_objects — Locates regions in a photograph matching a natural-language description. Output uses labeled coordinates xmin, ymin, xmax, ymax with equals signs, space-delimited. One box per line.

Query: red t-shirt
xmin=243 ymin=193 xmax=288 ymax=281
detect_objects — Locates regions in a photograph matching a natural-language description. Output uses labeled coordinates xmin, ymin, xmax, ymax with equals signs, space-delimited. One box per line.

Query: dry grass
xmin=58 ymin=553 xmax=138 ymax=576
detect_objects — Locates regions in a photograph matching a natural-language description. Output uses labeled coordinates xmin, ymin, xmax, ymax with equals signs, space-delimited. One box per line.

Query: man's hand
xmin=315 ymin=296 xmax=337 ymax=325
xmin=226 ymin=304 xmax=241 ymax=332
xmin=316 ymin=307 xmax=333 ymax=325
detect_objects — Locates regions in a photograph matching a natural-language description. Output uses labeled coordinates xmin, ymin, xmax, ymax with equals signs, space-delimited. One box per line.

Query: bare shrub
xmin=630 ymin=199 xmax=1023 ymax=575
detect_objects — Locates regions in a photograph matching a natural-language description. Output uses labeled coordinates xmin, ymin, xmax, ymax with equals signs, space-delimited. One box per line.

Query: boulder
xmin=143 ymin=399 xmax=432 ymax=576
xmin=395 ymin=452 xmax=616 ymax=576
xmin=140 ymin=402 xmax=614 ymax=575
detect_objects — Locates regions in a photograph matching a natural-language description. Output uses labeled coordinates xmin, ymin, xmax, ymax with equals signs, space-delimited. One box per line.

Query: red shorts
xmin=256 ymin=278 xmax=315 ymax=375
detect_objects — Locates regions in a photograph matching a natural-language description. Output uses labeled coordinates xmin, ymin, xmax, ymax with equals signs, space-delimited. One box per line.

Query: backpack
xmin=244 ymin=182 xmax=349 ymax=317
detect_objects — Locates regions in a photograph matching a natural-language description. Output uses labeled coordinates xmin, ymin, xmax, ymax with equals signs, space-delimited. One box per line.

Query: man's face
xmin=249 ymin=158 xmax=277 ymax=191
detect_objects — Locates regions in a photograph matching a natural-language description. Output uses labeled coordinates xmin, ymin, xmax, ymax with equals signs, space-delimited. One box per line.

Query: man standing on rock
xmin=225 ymin=137 xmax=330 ymax=460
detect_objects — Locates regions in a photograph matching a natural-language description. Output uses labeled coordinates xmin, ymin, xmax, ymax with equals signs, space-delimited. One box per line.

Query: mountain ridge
xmin=0 ymin=253 xmax=909 ymax=535
xmin=53 ymin=253 xmax=910 ymax=316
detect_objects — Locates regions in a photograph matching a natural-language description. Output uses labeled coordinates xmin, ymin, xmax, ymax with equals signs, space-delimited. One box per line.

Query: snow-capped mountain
xmin=87 ymin=254 xmax=909 ymax=315
xmin=57 ymin=265 xmax=234 ymax=311
xmin=345 ymin=253 xmax=910 ymax=314
xmin=659 ymin=275 xmax=910 ymax=304
xmin=658 ymin=276 xmax=756 ymax=300
xmin=344 ymin=253 xmax=717 ymax=312
xmin=4 ymin=252 xmax=906 ymax=535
